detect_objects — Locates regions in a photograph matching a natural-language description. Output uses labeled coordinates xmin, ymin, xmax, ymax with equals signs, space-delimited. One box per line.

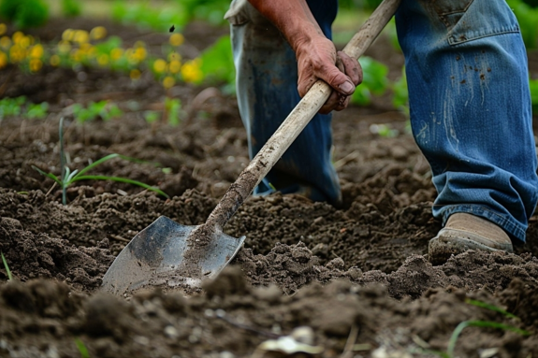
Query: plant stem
xmin=59 ymin=116 xmax=67 ymax=205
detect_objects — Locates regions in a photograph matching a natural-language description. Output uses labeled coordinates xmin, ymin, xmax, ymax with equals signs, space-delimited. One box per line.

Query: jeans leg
xmin=229 ymin=0 xmax=342 ymax=206
xmin=396 ymin=0 xmax=538 ymax=242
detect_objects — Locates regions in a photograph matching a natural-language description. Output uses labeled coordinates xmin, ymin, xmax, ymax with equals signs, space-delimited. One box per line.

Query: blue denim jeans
xmin=228 ymin=0 xmax=538 ymax=242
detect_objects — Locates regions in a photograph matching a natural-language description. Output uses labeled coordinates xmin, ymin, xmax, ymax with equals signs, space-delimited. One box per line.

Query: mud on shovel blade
xmin=101 ymin=216 xmax=245 ymax=295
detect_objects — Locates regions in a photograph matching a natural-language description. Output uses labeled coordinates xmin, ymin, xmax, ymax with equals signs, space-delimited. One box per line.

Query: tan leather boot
xmin=428 ymin=213 xmax=513 ymax=264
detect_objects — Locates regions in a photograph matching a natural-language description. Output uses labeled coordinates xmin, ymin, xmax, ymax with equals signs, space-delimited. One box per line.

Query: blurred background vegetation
xmin=0 ymin=0 xmax=537 ymax=120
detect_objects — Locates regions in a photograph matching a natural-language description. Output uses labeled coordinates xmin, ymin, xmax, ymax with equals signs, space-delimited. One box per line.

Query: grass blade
xmin=31 ymin=166 xmax=63 ymax=186
xmin=447 ymin=320 xmax=529 ymax=357
xmin=75 ymin=153 xmax=120 ymax=177
xmin=466 ymin=298 xmax=519 ymax=319
xmin=74 ymin=338 xmax=90 ymax=358
xmin=1 ymin=252 xmax=13 ymax=281
xmin=74 ymin=175 xmax=169 ymax=198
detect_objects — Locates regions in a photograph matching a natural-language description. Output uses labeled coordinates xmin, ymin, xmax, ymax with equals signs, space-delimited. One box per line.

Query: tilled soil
xmin=1 ymin=17 xmax=538 ymax=358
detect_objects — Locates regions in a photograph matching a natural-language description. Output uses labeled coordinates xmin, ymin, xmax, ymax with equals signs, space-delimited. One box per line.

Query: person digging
xmin=225 ymin=0 xmax=538 ymax=263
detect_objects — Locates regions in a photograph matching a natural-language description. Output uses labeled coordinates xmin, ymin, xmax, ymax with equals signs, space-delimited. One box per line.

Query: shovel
xmin=101 ymin=0 xmax=401 ymax=295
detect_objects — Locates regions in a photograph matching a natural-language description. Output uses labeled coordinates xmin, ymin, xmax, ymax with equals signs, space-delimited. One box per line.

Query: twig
xmin=45 ymin=182 xmax=58 ymax=197
xmin=110 ymin=234 xmax=130 ymax=243
xmin=340 ymin=324 xmax=360 ymax=358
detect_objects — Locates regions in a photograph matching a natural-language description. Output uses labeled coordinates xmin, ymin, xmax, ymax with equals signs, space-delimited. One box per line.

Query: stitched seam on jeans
xmin=433 ymin=0 xmax=474 ymax=29
xmin=447 ymin=25 xmax=520 ymax=45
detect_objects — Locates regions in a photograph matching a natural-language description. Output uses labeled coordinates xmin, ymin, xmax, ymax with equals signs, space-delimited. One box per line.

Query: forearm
xmin=247 ymin=0 xmax=326 ymax=51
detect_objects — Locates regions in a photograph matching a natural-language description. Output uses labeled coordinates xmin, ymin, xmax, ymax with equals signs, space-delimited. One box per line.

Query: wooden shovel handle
xmin=206 ymin=0 xmax=402 ymax=229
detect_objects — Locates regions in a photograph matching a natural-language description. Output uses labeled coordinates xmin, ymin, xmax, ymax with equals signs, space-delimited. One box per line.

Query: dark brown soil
xmin=1 ymin=17 xmax=538 ymax=358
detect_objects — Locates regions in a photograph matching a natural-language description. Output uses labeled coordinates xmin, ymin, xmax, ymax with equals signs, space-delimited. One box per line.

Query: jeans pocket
xmin=432 ymin=0 xmax=474 ymax=30
xmin=224 ymin=0 xmax=249 ymax=26
xmin=426 ymin=0 xmax=520 ymax=45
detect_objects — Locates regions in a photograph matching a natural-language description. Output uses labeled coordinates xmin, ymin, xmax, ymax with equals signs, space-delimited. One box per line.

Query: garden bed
xmin=1 ymin=17 xmax=538 ymax=358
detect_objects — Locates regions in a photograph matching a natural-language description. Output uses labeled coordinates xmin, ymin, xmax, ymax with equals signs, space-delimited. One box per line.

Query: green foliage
xmin=112 ymin=1 xmax=187 ymax=32
xmin=165 ymin=97 xmax=182 ymax=126
xmin=199 ymin=35 xmax=235 ymax=93
xmin=1 ymin=252 xmax=13 ymax=281
xmin=392 ymin=68 xmax=409 ymax=116
xmin=74 ymin=338 xmax=90 ymax=358
xmin=339 ymin=0 xmax=383 ymax=10
xmin=32 ymin=117 xmax=168 ymax=204
xmin=0 ymin=0 xmax=49 ymax=29
xmin=522 ymin=0 xmax=538 ymax=7
xmin=0 ymin=96 xmax=49 ymax=120
xmin=144 ymin=110 xmax=160 ymax=124
xmin=61 ymin=0 xmax=81 ymax=18
xmin=72 ymin=101 xmax=122 ymax=123
xmin=530 ymin=78 xmax=538 ymax=112
xmin=446 ymin=320 xmax=529 ymax=357
xmin=351 ymin=56 xmax=388 ymax=105
xmin=26 ymin=101 xmax=49 ymax=119
xmin=507 ymin=0 xmax=538 ymax=49
xmin=176 ymin=0 xmax=231 ymax=25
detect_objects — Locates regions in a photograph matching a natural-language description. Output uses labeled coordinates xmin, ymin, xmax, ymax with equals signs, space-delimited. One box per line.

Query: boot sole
xmin=428 ymin=229 xmax=513 ymax=265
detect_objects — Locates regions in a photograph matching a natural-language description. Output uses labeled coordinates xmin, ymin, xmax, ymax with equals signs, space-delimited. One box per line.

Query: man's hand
xmin=295 ymin=36 xmax=362 ymax=114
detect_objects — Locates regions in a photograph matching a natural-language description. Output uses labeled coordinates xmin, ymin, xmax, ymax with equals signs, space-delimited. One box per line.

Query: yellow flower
xmin=0 ymin=51 xmax=7 ymax=69
xmin=73 ymin=30 xmax=89 ymax=44
xmin=134 ymin=47 xmax=146 ymax=61
xmin=130 ymin=69 xmax=141 ymax=80
xmin=90 ymin=26 xmax=107 ymax=40
xmin=18 ymin=36 xmax=30 ymax=49
xmin=97 ymin=53 xmax=109 ymax=66
xmin=58 ymin=40 xmax=71 ymax=54
xmin=30 ymin=44 xmax=44 ymax=58
xmin=70 ymin=49 xmax=82 ymax=62
xmin=0 ymin=23 xmax=6 ymax=36
xmin=50 ymin=54 xmax=60 ymax=66
xmin=168 ymin=52 xmax=181 ymax=62
xmin=62 ymin=29 xmax=74 ymax=42
xmin=12 ymin=31 xmax=24 ymax=44
xmin=134 ymin=40 xmax=145 ymax=48
xmin=0 ymin=36 xmax=11 ymax=49
xmin=9 ymin=45 xmax=25 ymax=62
xmin=169 ymin=60 xmax=181 ymax=74
xmin=162 ymin=76 xmax=175 ymax=89
xmin=181 ymin=59 xmax=203 ymax=83
xmin=29 ymin=58 xmax=42 ymax=72
xmin=153 ymin=59 xmax=167 ymax=73
xmin=110 ymin=48 xmax=123 ymax=60
xmin=169 ymin=33 xmax=184 ymax=47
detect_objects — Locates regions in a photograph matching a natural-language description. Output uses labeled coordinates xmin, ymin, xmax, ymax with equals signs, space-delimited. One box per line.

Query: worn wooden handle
xmin=206 ymin=0 xmax=402 ymax=230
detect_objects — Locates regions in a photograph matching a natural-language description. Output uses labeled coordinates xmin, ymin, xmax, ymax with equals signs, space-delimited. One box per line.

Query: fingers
xmin=319 ymin=91 xmax=350 ymax=114
xmin=337 ymin=51 xmax=362 ymax=87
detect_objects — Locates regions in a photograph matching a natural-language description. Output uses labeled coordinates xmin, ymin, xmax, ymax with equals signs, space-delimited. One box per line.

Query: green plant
xmin=199 ymin=35 xmax=235 ymax=93
xmin=61 ymin=0 xmax=81 ymax=18
xmin=72 ymin=101 xmax=122 ymax=123
xmin=351 ymin=56 xmax=389 ymax=105
xmin=507 ymin=0 xmax=538 ymax=49
xmin=112 ymin=1 xmax=187 ymax=32
xmin=1 ymin=252 xmax=13 ymax=281
xmin=0 ymin=0 xmax=49 ymax=29
xmin=165 ymin=97 xmax=182 ymax=126
xmin=74 ymin=338 xmax=90 ymax=358
xmin=445 ymin=320 xmax=529 ymax=357
xmin=32 ymin=117 xmax=169 ymax=204
xmin=26 ymin=101 xmax=48 ymax=119
xmin=0 ymin=96 xmax=49 ymax=120
xmin=530 ymin=78 xmax=538 ymax=112
xmin=144 ymin=110 xmax=160 ymax=124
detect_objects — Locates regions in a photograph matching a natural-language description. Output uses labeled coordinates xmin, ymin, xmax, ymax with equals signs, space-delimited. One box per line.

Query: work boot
xmin=428 ymin=213 xmax=513 ymax=264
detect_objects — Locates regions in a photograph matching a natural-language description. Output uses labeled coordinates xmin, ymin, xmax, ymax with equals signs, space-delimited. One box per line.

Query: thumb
xmin=322 ymin=66 xmax=356 ymax=95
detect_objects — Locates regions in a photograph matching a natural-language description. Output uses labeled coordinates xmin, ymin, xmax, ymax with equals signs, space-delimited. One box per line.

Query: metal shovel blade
xmin=101 ymin=216 xmax=246 ymax=295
